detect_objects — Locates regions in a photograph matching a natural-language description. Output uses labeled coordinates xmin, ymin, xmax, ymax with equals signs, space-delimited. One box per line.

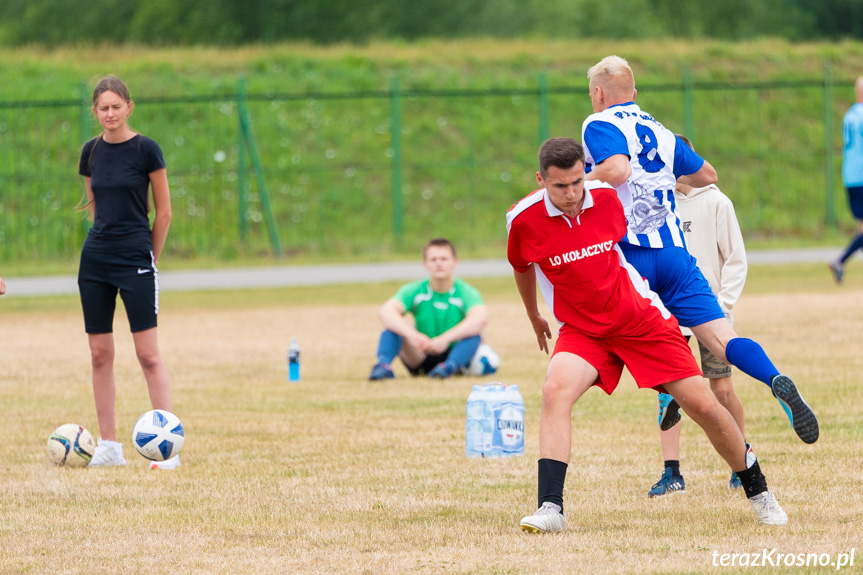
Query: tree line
xmin=1 ymin=0 xmax=861 ymax=46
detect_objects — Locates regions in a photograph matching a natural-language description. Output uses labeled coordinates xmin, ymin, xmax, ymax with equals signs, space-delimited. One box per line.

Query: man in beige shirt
xmin=648 ymin=134 xmax=749 ymax=497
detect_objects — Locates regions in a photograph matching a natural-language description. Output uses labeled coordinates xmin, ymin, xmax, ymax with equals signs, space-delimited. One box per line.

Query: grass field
xmin=1 ymin=263 xmax=861 ymax=574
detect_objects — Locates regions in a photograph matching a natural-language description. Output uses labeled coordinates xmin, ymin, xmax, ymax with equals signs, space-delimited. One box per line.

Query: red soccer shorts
xmin=553 ymin=312 xmax=702 ymax=395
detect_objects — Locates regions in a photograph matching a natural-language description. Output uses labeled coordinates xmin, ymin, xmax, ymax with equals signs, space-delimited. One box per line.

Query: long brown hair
xmin=77 ymin=76 xmax=133 ymax=212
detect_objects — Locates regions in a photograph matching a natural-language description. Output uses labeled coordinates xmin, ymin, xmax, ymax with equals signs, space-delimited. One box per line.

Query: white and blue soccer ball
xmin=47 ymin=423 xmax=96 ymax=467
xmin=132 ymin=409 xmax=185 ymax=462
xmin=466 ymin=343 xmax=500 ymax=376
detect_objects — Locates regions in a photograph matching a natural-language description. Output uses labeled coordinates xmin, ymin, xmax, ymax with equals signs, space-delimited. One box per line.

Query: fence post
xmin=683 ymin=68 xmax=694 ymax=143
xmin=538 ymin=73 xmax=549 ymax=145
xmin=823 ymin=62 xmax=836 ymax=227
xmin=754 ymin=89 xmax=764 ymax=228
xmin=238 ymin=81 xmax=282 ymax=257
xmin=390 ymin=76 xmax=404 ymax=247
xmin=237 ymin=79 xmax=248 ymax=240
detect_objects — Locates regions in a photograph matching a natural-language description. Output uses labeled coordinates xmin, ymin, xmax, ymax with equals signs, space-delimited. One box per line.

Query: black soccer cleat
xmin=657 ymin=393 xmax=681 ymax=431
xmin=771 ymin=375 xmax=819 ymax=444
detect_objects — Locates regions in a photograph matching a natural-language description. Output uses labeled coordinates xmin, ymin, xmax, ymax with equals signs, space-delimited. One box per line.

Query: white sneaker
xmin=520 ymin=502 xmax=567 ymax=533
xmin=88 ymin=439 xmax=127 ymax=468
xmin=749 ymin=491 xmax=788 ymax=525
xmin=149 ymin=454 xmax=181 ymax=470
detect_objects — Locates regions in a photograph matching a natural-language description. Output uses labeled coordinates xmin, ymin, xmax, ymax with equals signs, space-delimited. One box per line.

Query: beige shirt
xmin=674 ymin=184 xmax=748 ymax=334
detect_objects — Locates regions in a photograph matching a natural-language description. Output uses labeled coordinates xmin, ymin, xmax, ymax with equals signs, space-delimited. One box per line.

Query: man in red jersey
xmin=508 ymin=138 xmax=787 ymax=533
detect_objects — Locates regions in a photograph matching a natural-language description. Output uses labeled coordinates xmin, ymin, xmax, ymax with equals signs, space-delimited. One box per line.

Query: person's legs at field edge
xmin=370 ymin=329 xmax=435 ymax=379
xmin=664 ymin=375 xmax=786 ymax=524
xmin=701 ymin=334 xmax=748 ymax=487
xmin=132 ymin=326 xmax=181 ymax=470
xmin=651 ymin=364 xmax=744 ymax=495
xmin=89 ymin=329 xmax=172 ymax=465
xmin=132 ymin=327 xmax=172 ymax=411
xmin=691 ymin=317 xmax=772 ymax=382
xmin=538 ymin=352 xmax=598 ymax=469
xmin=88 ymin=332 xmax=118 ymax=441
xmin=690 ymin=317 xmax=818 ymax=444
xmin=711 ymin=375 xmax=745 ymax=489
xmin=430 ymin=335 xmax=480 ymax=378
xmin=532 ymin=352 xmax=748 ymax=494
xmin=519 ymin=352 xmax=596 ymax=533
xmin=710 ymin=375 xmax=744 ymax=437
xmin=662 ymin=376 xmax=746 ymax=474
xmin=650 ymin=421 xmax=684 ymax=497
xmin=652 ymin=371 xmax=744 ymax=495
xmin=623 ymin=245 xmax=787 ymax=392
xmin=398 ymin=334 xmax=428 ymax=371
xmin=87 ymin=331 xmax=129 ymax=468
xmin=369 ymin=330 xmax=401 ymax=379
xmin=372 ymin=331 xmax=480 ymax=378
xmin=830 ymin=197 xmax=863 ymax=283
xmin=524 ymin=352 xmax=782 ymax=530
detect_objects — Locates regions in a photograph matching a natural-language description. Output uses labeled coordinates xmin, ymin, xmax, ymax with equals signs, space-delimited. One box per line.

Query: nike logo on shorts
xmin=138 ymin=268 xmax=151 ymax=274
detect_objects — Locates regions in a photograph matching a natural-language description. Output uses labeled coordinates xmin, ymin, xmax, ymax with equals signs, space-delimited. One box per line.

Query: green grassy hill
xmin=2 ymin=39 xmax=862 ymax=273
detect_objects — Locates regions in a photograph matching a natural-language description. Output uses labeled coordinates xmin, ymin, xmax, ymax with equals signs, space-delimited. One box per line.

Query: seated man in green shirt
xmin=369 ymin=238 xmax=489 ymax=380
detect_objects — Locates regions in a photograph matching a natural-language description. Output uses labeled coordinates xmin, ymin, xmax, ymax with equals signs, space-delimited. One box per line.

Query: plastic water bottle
xmin=482 ymin=382 xmax=504 ymax=456
xmin=499 ymin=385 xmax=525 ymax=456
xmin=288 ymin=338 xmax=300 ymax=381
xmin=465 ymin=385 xmax=484 ymax=457
xmin=466 ymin=382 xmax=525 ymax=458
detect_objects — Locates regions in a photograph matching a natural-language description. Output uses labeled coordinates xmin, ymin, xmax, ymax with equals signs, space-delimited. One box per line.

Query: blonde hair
xmin=587 ymin=55 xmax=636 ymax=102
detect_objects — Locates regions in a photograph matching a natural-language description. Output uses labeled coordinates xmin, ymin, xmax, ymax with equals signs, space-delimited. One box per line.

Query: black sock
xmin=736 ymin=460 xmax=768 ymax=499
xmin=537 ymin=458 xmax=568 ymax=513
xmin=664 ymin=459 xmax=680 ymax=476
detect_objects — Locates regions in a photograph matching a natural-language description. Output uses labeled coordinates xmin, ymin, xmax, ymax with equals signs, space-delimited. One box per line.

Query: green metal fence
xmin=0 ymin=70 xmax=854 ymax=265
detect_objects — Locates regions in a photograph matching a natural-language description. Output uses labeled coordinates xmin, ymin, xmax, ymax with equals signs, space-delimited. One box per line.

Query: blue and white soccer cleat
xmin=657 ymin=393 xmax=681 ymax=431
xmin=729 ymin=472 xmax=742 ymax=489
xmin=771 ymin=375 xmax=819 ymax=444
xmin=647 ymin=467 xmax=685 ymax=497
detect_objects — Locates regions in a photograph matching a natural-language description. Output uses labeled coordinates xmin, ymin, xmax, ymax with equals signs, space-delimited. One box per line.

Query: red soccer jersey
xmin=506 ymin=182 xmax=673 ymax=337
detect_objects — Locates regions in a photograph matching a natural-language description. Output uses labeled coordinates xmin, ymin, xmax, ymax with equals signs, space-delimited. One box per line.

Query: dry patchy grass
xmin=1 ymin=273 xmax=861 ymax=574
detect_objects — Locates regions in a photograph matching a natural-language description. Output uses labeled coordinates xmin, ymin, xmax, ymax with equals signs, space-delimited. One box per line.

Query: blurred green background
xmin=2 ymin=0 xmax=863 ymax=273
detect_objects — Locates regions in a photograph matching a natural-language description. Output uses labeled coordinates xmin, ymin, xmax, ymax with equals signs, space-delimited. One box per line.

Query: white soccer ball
xmin=466 ymin=343 xmax=500 ymax=376
xmin=47 ymin=423 xmax=96 ymax=467
xmin=132 ymin=410 xmax=185 ymax=462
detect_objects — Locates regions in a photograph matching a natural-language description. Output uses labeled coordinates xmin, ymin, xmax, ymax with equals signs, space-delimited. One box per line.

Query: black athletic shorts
xmin=78 ymin=248 xmax=159 ymax=334
xmin=847 ymin=185 xmax=863 ymax=220
xmin=405 ymin=352 xmax=449 ymax=376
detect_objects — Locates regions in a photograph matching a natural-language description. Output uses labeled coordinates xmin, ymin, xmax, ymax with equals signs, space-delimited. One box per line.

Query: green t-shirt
xmin=392 ymin=278 xmax=484 ymax=339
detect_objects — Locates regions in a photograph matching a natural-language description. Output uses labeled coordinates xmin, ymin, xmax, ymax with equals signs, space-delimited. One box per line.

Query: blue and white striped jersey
xmin=582 ymin=102 xmax=704 ymax=249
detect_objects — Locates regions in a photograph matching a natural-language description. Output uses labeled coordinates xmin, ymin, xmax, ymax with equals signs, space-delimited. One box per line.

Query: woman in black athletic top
xmin=77 ymin=76 xmax=178 ymax=469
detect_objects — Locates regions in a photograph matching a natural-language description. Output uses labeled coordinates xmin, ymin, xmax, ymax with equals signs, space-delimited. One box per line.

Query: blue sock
xmin=725 ymin=337 xmax=779 ymax=387
xmin=839 ymin=233 xmax=863 ymax=264
xmin=375 ymin=330 xmax=402 ymax=365
xmin=445 ymin=335 xmax=481 ymax=369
